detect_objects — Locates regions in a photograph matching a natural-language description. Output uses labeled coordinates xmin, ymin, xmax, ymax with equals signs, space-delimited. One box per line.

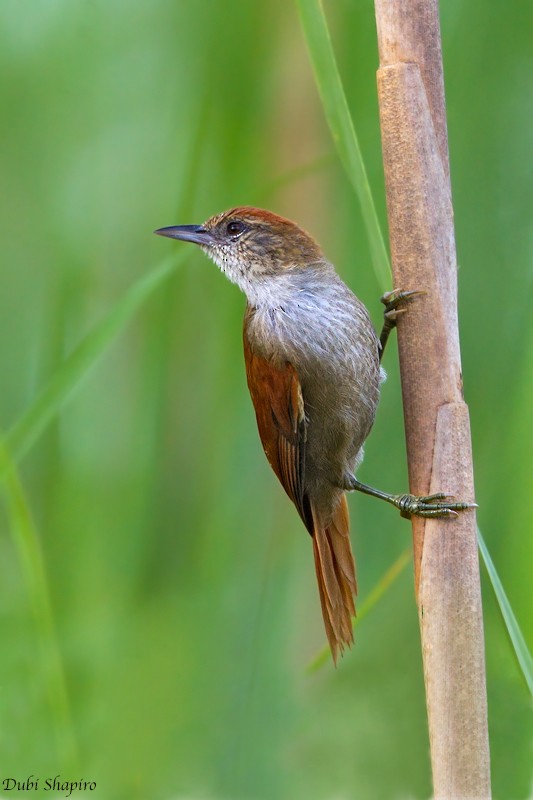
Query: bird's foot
xmin=380 ymin=288 xmax=425 ymax=325
xmin=392 ymin=492 xmax=478 ymax=520
xmin=378 ymin=289 xmax=425 ymax=360
xmin=343 ymin=476 xmax=477 ymax=520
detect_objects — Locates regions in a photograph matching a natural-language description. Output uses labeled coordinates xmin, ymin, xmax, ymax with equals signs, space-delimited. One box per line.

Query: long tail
xmin=311 ymin=495 xmax=357 ymax=664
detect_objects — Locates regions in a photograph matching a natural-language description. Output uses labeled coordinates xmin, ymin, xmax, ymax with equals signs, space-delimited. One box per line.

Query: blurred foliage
xmin=0 ymin=1 xmax=531 ymax=799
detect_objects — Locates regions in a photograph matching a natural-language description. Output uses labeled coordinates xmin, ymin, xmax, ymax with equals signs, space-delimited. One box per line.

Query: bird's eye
xmin=226 ymin=220 xmax=245 ymax=237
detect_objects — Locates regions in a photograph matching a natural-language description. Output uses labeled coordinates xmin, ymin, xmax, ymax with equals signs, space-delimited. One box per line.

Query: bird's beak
xmin=154 ymin=225 xmax=214 ymax=246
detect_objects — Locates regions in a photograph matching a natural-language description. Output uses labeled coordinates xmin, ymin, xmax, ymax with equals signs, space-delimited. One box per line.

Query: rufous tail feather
xmin=311 ymin=495 xmax=357 ymax=664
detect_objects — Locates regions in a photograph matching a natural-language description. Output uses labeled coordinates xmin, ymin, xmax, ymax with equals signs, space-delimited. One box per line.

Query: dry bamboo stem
xmin=373 ymin=2 xmax=491 ymax=797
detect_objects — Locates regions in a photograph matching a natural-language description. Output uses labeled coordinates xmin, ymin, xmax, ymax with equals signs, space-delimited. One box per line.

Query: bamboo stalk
xmin=373 ymin=2 xmax=491 ymax=796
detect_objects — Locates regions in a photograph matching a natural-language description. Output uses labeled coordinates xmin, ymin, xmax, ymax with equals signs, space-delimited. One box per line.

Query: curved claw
xmin=383 ymin=308 xmax=406 ymax=322
xmin=380 ymin=288 xmax=425 ymax=312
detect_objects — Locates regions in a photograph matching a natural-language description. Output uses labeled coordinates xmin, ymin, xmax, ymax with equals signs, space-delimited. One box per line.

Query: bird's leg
xmin=368 ymin=289 xmax=476 ymax=517
xmin=378 ymin=289 xmax=424 ymax=362
xmin=343 ymin=475 xmax=477 ymax=519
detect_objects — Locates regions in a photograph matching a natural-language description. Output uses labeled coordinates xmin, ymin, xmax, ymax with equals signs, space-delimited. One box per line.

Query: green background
xmin=0 ymin=2 xmax=531 ymax=798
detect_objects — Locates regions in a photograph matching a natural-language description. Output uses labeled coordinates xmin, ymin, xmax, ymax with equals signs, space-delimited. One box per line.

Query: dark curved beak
xmin=154 ymin=225 xmax=214 ymax=246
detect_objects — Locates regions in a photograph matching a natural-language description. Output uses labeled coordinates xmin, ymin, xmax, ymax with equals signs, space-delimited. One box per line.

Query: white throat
xmin=205 ymin=246 xmax=333 ymax=309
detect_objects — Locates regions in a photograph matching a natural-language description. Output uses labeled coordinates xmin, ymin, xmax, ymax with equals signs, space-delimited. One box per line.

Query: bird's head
xmin=155 ymin=206 xmax=328 ymax=305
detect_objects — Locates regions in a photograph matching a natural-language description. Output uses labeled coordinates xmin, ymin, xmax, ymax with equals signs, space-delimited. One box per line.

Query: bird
xmin=155 ymin=206 xmax=474 ymax=663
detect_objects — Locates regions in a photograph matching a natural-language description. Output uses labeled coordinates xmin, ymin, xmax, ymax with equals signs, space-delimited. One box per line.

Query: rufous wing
xmin=243 ymin=322 xmax=311 ymax=534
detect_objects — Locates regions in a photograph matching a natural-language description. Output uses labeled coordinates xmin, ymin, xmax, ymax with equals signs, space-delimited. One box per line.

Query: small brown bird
xmin=155 ymin=207 xmax=473 ymax=662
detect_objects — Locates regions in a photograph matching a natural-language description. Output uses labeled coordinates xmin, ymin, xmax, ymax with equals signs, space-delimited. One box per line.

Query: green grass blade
xmin=0 ymin=436 xmax=77 ymax=765
xmin=307 ymin=547 xmax=412 ymax=673
xmin=296 ymin=0 xmax=391 ymax=290
xmin=477 ymin=526 xmax=533 ymax=696
xmin=307 ymin=527 xmax=533 ymax=691
xmin=3 ymin=254 xmax=183 ymax=478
